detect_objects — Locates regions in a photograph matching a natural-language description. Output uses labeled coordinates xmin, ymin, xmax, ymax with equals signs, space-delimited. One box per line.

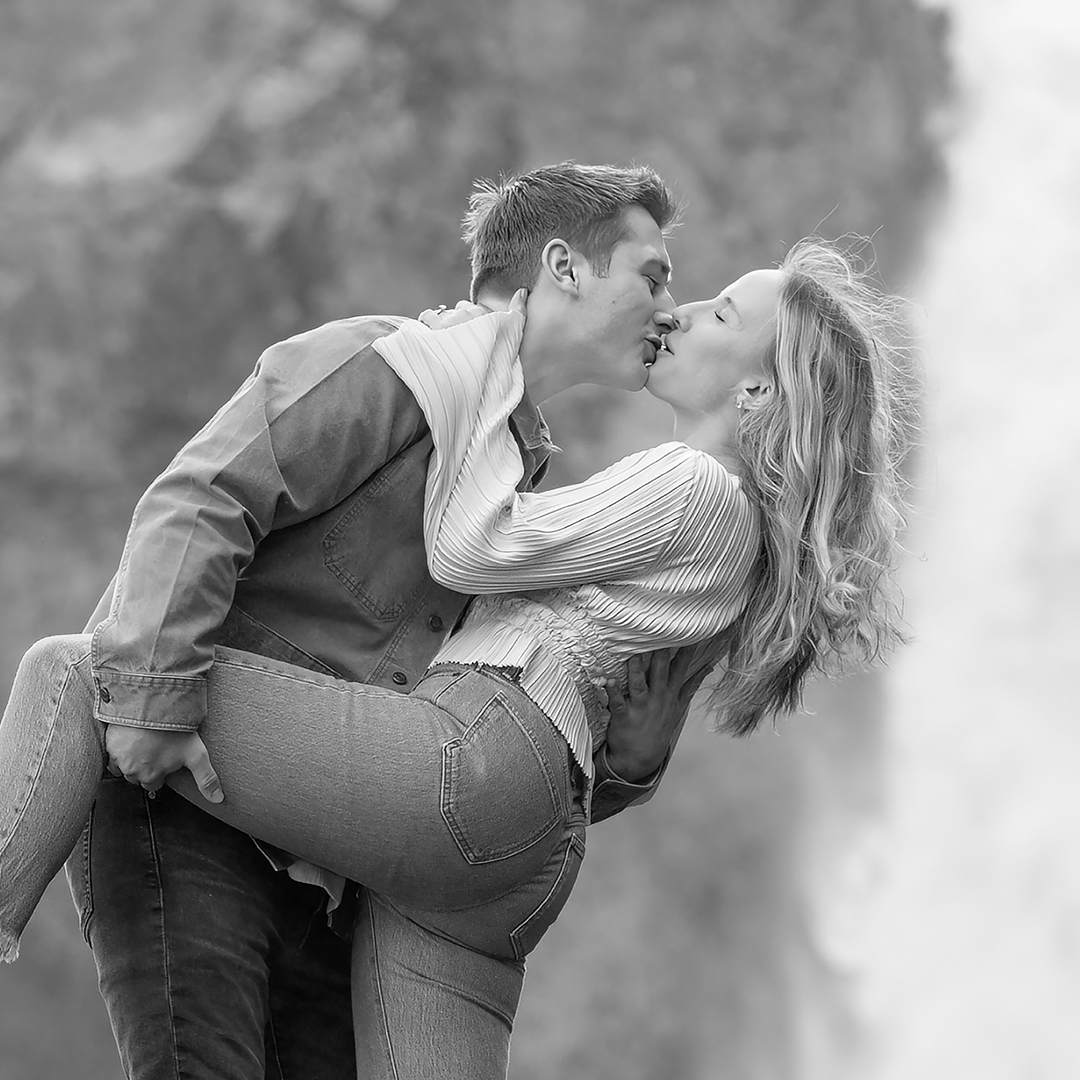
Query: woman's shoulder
xmin=637 ymin=442 xmax=745 ymax=496
xmin=647 ymin=443 xmax=758 ymax=550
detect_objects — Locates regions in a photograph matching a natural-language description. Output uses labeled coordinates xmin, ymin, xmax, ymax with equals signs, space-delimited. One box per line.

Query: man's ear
xmin=539 ymin=238 xmax=581 ymax=296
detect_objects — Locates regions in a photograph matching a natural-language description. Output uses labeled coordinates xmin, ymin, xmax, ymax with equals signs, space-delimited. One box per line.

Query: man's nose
xmin=653 ymin=293 xmax=676 ymax=332
xmin=663 ymin=305 xmax=688 ymax=333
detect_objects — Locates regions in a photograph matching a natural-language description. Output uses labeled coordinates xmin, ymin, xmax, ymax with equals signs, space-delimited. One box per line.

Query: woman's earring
xmin=735 ymin=397 xmax=745 ymax=410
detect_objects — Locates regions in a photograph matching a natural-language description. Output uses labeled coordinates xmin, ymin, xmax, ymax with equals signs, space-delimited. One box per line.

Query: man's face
xmin=572 ymin=205 xmax=675 ymax=391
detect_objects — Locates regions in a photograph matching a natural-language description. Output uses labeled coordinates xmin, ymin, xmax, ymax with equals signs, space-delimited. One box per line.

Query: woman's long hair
xmin=707 ymin=238 xmax=916 ymax=735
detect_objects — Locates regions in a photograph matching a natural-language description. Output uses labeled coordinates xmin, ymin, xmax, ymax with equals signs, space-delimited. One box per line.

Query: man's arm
xmin=589 ymin=647 xmax=715 ymax=824
xmin=93 ymin=321 xmax=428 ymax=789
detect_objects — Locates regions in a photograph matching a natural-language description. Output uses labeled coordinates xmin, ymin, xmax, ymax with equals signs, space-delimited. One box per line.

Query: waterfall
xmin=842 ymin=2 xmax=1080 ymax=1075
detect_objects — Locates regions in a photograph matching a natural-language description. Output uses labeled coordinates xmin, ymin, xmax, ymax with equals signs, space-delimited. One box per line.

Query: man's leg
xmin=69 ymin=778 xmax=355 ymax=1080
xmin=265 ymin=886 xmax=355 ymax=1080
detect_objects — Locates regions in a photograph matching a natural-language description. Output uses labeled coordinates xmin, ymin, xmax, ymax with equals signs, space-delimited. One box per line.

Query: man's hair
xmin=462 ymin=161 xmax=680 ymax=301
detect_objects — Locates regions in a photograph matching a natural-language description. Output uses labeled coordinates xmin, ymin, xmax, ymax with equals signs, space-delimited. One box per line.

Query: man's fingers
xmin=626 ymin=654 xmax=649 ymax=696
xmin=647 ymin=647 xmax=674 ymax=685
xmin=668 ymin=645 xmax=695 ymax=684
xmin=606 ymin=680 xmax=628 ymax=715
xmin=185 ymin=737 xmax=224 ymax=804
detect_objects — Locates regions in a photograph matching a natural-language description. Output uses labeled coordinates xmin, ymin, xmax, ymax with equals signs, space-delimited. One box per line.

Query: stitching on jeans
xmin=78 ymin=808 xmax=95 ymax=943
xmin=403 ymin=965 xmax=518 ymax=1030
xmin=509 ymin=832 xmax=584 ymax=963
xmin=266 ymin=1011 xmax=283 ymax=1078
xmin=439 ymin=692 xmax=562 ymax=865
xmin=367 ymin=903 xmax=400 ymax=1080
xmin=145 ymin=803 xmax=182 ymax=1080
xmin=3 ymin=654 xmax=84 ymax=849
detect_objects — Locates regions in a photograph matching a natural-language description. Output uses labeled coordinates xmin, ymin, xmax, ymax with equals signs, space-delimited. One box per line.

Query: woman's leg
xmin=351 ymin=891 xmax=524 ymax=1080
xmin=0 ymin=634 xmax=105 ymax=959
xmin=2 ymin=642 xmax=574 ymax=972
xmin=167 ymin=650 xmax=567 ymax=916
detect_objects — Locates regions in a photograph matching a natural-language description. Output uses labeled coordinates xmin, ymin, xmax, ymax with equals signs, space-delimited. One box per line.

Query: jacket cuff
xmin=91 ymin=669 xmax=207 ymax=731
xmin=588 ymin=743 xmax=670 ymax=824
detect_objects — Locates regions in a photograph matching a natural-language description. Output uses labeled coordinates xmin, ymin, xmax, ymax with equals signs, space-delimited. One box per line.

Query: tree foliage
xmin=0 ymin=2 xmax=948 ymax=1077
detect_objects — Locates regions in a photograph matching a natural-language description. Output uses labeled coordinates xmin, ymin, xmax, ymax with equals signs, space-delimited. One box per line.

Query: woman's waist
xmin=433 ymin=595 xmax=617 ymax=769
xmin=435 ymin=594 xmax=620 ymax=686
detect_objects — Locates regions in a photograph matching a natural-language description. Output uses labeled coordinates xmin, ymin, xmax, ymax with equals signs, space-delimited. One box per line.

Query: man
xmin=77 ymin=162 xmax=695 ymax=1079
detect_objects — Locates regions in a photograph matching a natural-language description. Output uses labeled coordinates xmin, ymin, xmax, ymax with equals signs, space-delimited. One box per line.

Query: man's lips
xmin=644 ymin=332 xmax=664 ymax=367
xmin=644 ymin=333 xmax=673 ymax=367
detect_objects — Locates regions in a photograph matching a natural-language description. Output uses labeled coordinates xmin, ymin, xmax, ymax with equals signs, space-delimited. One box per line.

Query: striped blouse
xmin=374 ymin=311 xmax=760 ymax=782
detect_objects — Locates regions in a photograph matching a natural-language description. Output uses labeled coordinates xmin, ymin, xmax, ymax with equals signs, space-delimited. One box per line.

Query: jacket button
xmin=100 ymin=685 xmax=112 ymax=704
xmin=428 ymin=614 xmax=444 ymax=632
xmin=391 ymin=671 xmax=408 ymax=686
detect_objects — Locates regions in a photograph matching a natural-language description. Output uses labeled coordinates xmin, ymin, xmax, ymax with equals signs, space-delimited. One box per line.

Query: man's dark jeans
xmin=67 ymin=777 xmax=355 ymax=1080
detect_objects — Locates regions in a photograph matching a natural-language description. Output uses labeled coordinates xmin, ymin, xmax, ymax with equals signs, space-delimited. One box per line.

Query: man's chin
xmin=628 ymin=363 xmax=651 ymax=392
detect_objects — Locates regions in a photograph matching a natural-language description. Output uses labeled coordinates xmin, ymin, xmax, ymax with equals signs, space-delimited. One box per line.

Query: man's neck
xmin=475 ymin=289 xmax=574 ymax=404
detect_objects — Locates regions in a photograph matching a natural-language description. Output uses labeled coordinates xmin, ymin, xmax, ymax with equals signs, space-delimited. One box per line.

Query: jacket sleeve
xmin=588 ymin=742 xmax=669 ymax=823
xmin=91 ymin=321 xmax=426 ymax=730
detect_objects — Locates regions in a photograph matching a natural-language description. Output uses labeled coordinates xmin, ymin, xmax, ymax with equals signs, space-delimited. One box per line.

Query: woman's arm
xmin=374 ymin=311 xmax=746 ymax=594
xmin=428 ymin=442 xmax=711 ymax=592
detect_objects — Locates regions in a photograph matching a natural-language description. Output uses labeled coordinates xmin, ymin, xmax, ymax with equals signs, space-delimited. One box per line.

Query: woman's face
xmin=646 ymin=268 xmax=783 ymax=413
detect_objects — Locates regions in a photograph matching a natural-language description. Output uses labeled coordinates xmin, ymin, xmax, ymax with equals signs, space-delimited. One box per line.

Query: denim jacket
xmin=86 ymin=314 xmax=660 ymax=823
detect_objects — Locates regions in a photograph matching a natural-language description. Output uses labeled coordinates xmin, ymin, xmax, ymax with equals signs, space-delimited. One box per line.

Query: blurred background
xmin=1 ymin=0 xmax=1077 ymax=1077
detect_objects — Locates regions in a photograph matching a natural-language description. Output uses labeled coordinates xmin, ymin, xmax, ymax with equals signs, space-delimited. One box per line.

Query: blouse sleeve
xmin=429 ymin=442 xmax=724 ymax=592
xmin=374 ymin=311 xmax=748 ymax=595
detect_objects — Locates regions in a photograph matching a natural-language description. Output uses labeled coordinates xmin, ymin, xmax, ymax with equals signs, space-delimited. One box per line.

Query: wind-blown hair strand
xmin=706 ymin=238 xmax=916 ymax=735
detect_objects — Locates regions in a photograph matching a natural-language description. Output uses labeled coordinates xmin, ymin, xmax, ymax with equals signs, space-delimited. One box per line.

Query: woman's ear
xmin=539 ymin=238 xmax=581 ymax=296
xmin=734 ymin=380 xmax=774 ymax=412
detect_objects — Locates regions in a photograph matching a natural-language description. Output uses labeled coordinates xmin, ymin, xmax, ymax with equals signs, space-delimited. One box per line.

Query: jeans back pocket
xmin=441 ymin=693 xmax=563 ymax=864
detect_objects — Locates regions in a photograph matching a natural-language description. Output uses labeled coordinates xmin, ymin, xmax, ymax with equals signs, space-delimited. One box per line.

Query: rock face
xmin=0 ymin=2 xmax=947 ymax=1078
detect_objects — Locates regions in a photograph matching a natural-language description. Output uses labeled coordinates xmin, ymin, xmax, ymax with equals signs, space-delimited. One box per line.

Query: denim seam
xmin=367 ymin=903 xmax=401 ymax=1080
xmin=2 ymin=652 xmax=87 ymax=853
xmin=265 ymin=1011 xmax=284 ymax=1079
xmin=509 ymin=831 xmax=584 ymax=963
xmin=144 ymin=803 xmax=182 ymax=1080
xmin=415 ymin=667 xmax=469 ymax=706
xmin=78 ymin=809 xmax=95 ymax=944
xmin=226 ymin=606 xmax=347 ymax=679
xmin=215 ymin=655 xmax=410 ymax=698
xmin=323 ymin=453 xmax=425 ymax=622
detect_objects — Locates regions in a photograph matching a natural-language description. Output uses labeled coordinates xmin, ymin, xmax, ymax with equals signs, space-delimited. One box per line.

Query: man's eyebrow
xmin=642 ymin=255 xmax=672 ymax=283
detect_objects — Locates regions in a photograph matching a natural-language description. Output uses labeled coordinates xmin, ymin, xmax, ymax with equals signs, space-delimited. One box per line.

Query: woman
xmin=0 ymin=239 xmax=911 ymax=1076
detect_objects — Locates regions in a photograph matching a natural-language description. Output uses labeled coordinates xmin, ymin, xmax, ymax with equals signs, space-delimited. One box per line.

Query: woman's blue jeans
xmin=0 ymin=635 xmax=587 ymax=1078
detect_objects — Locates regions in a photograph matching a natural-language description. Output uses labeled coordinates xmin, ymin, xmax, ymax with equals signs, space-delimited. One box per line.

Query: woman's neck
xmin=671 ymin=409 xmax=743 ymax=476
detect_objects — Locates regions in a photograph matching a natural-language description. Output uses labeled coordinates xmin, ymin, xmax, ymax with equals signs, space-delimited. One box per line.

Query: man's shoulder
xmin=248 ymin=314 xmax=429 ymax=426
xmin=277 ymin=314 xmax=409 ymax=356
xmin=256 ymin=314 xmax=412 ymax=385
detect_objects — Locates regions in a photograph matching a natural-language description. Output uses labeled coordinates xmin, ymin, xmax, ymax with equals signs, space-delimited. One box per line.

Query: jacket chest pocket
xmin=323 ymin=440 xmax=433 ymax=621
